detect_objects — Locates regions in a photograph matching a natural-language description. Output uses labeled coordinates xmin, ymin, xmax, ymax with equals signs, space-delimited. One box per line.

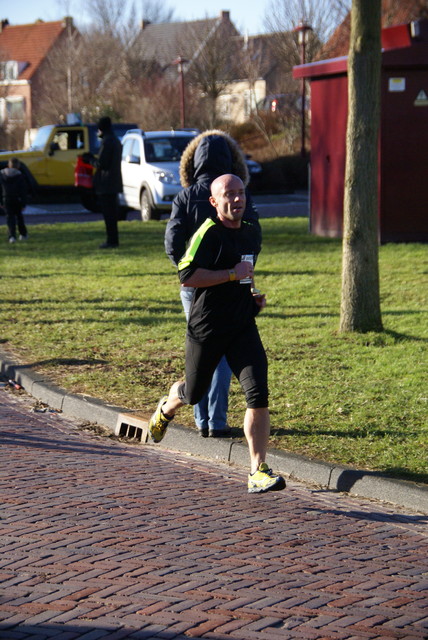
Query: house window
xmin=0 ymin=60 xmax=28 ymax=80
xmin=1 ymin=60 xmax=18 ymax=80
xmin=217 ymin=94 xmax=232 ymax=120
xmin=0 ymin=95 xmax=26 ymax=123
xmin=243 ymin=90 xmax=253 ymax=118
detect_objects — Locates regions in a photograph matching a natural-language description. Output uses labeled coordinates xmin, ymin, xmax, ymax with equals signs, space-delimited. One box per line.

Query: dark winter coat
xmin=0 ymin=167 xmax=27 ymax=207
xmin=92 ymin=130 xmax=123 ymax=195
xmin=164 ymin=129 xmax=261 ymax=266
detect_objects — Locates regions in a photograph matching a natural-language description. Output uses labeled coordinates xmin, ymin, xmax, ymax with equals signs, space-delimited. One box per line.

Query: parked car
xmin=0 ymin=122 xmax=136 ymax=194
xmin=245 ymin=154 xmax=262 ymax=177
xmin=245 ymin=154 xmax=263 ymax=192
xmin=119 ymin=129 xmax=199 ymax=220
xmin=257 ymin=93 xmax=303 ymax=115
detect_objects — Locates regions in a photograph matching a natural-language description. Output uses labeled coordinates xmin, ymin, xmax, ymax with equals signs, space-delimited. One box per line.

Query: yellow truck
xmin=0 ymin=122 xmax=136 ymax=209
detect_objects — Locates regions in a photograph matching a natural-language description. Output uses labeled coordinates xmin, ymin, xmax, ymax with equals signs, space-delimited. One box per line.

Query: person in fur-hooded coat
xmin=165 ymin=129 xmax=260 ymax=266
xmin=164 ymin=130 xmax=261 ymax=438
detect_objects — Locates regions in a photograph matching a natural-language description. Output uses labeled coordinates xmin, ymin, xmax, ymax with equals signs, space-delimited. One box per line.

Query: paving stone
xmin=0 ymin=389 xmax=427 ymax=640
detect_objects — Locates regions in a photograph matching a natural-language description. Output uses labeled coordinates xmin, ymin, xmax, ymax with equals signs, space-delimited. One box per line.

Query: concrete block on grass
xmin=62 ymin=393 xmax=124 ymax=430
xmin=162 ymin=423 xmax=238 ymax=463
xmin=116 ymin=412 xmax=149 ymax=442
xmin=329 ymin=466 xmax=428 ymax=513
xmin=0 ymin=360 xmax=45 ymax=392
xmin=266 ymin=449 xmax=334 ymax=488
xmin=31 ymin=380 xmax=66 ymax=411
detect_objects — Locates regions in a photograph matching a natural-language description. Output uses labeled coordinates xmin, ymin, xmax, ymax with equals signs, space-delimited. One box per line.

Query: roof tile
xmin=0 ymin=20 xmax=68 ymax=79
xmin=319 ymin=0 xmax=428 ymax=59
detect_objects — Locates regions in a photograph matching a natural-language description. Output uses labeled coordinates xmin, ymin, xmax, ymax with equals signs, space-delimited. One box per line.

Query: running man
xmin=148 ymin=173 xmax=285 ymax=494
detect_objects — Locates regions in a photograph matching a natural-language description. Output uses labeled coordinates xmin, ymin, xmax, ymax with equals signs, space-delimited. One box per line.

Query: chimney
xmin=0 ymin=19 xmax=9 ymax=33
xmin=221 ymin=11 xmax=230 ymax=22
xmin=141 ymin=19 xmax=151 ymax=30
xmin=62 ymin=16 xmax=74 ymax=29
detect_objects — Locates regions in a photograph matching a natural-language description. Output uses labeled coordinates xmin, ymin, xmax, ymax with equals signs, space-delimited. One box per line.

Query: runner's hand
xmin=234 ymin=261 xmax=254 ymax=280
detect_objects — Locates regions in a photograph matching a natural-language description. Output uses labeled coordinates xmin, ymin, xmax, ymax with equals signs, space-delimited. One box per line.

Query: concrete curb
xmin=1 ymin=351 xmax=427 ymax=514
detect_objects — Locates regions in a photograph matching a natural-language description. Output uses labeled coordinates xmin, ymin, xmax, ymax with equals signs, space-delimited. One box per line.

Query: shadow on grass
xmin=11 ymin=357 xmax=108 ymax=369
xmin=268 ymin=425 xmax=428 ymax=485
xmin=383 ymin=328 xmax=428 ymax=343
xmin=256 ymin=269 xmax=320 ymax=277
xmin=0 ymin=270 xmax=177 ymax=280
xmin=270 ymin=426 xmax=420 ymax=439
xmin=15 ymin=314 xmax=185 ymax=328
xmin=264 ymin=311 xmax=337 ymax=320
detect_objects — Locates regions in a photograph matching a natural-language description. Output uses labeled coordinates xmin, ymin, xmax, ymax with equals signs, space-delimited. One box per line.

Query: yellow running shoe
xmin=248 ymin=462 xmax=286 ymax=493
xmin=148 ymin=396 xmax=173 ymax=443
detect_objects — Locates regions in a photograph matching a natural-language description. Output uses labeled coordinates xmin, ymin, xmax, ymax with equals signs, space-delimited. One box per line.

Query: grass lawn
xmin=1 ymin=217 xmax=427 ymax=483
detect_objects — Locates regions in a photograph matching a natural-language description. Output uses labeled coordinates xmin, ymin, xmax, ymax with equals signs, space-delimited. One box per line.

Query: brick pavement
xmin=0 ymin=387 xmax=427 ymax=640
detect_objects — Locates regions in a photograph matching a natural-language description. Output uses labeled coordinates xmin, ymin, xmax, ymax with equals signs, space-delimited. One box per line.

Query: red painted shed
xmin=294 ymin=20 xmax=428 ymax=243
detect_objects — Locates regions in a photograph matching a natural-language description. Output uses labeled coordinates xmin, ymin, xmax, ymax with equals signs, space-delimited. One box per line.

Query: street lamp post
xmin=171 ymin=56 xmax=188 ymax=128
xmin=293 ymin=21 xmax=313 ymax=157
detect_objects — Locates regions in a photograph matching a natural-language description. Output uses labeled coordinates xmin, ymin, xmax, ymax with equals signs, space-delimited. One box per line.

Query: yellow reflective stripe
xmin=178 ymin=218 xmax=216 ymax=270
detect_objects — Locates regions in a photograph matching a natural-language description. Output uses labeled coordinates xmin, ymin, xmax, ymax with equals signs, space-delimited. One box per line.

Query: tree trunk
xmin=340 ymin=0 xmax=383 ymax=332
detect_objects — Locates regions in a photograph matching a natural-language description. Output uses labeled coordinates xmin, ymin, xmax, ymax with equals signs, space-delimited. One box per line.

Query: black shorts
xmin=177 ymin=322 xmax=268 ymax=409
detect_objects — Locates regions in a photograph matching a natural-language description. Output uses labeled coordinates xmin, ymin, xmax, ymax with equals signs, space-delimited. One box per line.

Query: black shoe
xmin=198 ymin=428 xmax=208 ymax=438
xmin=209 ymin=427 xmax=232 ymax=438
xmin=99 ymin=242 xmax=119 ymax=249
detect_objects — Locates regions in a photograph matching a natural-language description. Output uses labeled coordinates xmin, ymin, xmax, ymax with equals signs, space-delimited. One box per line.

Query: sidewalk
xmin=1 ymin=384 xmax=427 ymax=640
xmin=1 ymin=349 xmax=427 ymax=517
xmin=0 ymin=192 xmax=309 ymax=223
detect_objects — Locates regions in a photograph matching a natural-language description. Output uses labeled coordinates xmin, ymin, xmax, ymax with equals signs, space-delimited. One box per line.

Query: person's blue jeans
xmin=180 ymin=287 xmax=232 ymax=431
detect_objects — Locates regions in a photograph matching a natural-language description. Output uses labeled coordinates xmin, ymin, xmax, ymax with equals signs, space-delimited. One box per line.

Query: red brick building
xmin=294 ymin=18 xmax=428 ymax=243
xmin=0 ymin=17 xmax=77 ymax=129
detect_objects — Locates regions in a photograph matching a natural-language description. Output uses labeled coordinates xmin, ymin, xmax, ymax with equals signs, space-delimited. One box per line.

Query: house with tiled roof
xmin=138 ymin=11 xmax=290 ymax=123
xmin=217 ymin=32 xmax=292 ymax=123
xmin=138 ymin=11 xmax=239 ymax=74
xmin=0 ymin=17 xmax=77 ymax=128
xmin=319 ymin=0 xmax=428 ymax=59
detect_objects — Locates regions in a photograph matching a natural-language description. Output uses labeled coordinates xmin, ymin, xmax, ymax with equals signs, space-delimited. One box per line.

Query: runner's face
xmin=212 ymin=177 xmax=246 ymax=226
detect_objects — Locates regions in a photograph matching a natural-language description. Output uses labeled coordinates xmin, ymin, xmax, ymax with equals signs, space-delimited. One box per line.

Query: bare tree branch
xmin=264 ymin=0 xmax=351 ymax=45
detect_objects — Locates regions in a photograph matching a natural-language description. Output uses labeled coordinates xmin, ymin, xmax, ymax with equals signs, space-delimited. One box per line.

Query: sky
xmin=3 ymin=0 xmax=270 ymax=36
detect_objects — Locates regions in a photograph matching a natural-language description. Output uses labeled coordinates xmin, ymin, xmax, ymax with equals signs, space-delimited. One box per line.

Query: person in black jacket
xmin=0 ymin=158 xmax=28 ymax=244
xmin=84 ymin=117 xmax=123 ymax=248
xmin=164 ymin=130 xmax=261 ymax=438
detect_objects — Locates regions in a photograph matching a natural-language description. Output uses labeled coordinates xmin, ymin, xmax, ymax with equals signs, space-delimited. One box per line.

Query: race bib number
xmin=240 ymin=254 xmax=254 ymax=284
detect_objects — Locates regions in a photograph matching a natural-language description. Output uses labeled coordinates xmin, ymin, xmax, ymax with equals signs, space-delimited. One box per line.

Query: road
xmin=0 ymin=193 xmax=309 ymax=226
xmin=0 ymin=385 xmax=427 ymax=640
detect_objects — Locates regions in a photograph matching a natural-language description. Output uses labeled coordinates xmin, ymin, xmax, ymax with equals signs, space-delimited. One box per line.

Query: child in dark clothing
xmin=0 ymin=157 xmax=28 ymax=243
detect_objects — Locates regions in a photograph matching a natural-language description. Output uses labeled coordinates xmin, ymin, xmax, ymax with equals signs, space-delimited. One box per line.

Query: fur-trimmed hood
xmin=180 ymin=129 xmax=249 ymax=188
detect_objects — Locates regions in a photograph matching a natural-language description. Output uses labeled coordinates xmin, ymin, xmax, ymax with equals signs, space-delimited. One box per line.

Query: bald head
xmin=210 ymin=173 xmax=243 ymax=198
xmin=209 ymin=174 xmax=246 ymax=229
